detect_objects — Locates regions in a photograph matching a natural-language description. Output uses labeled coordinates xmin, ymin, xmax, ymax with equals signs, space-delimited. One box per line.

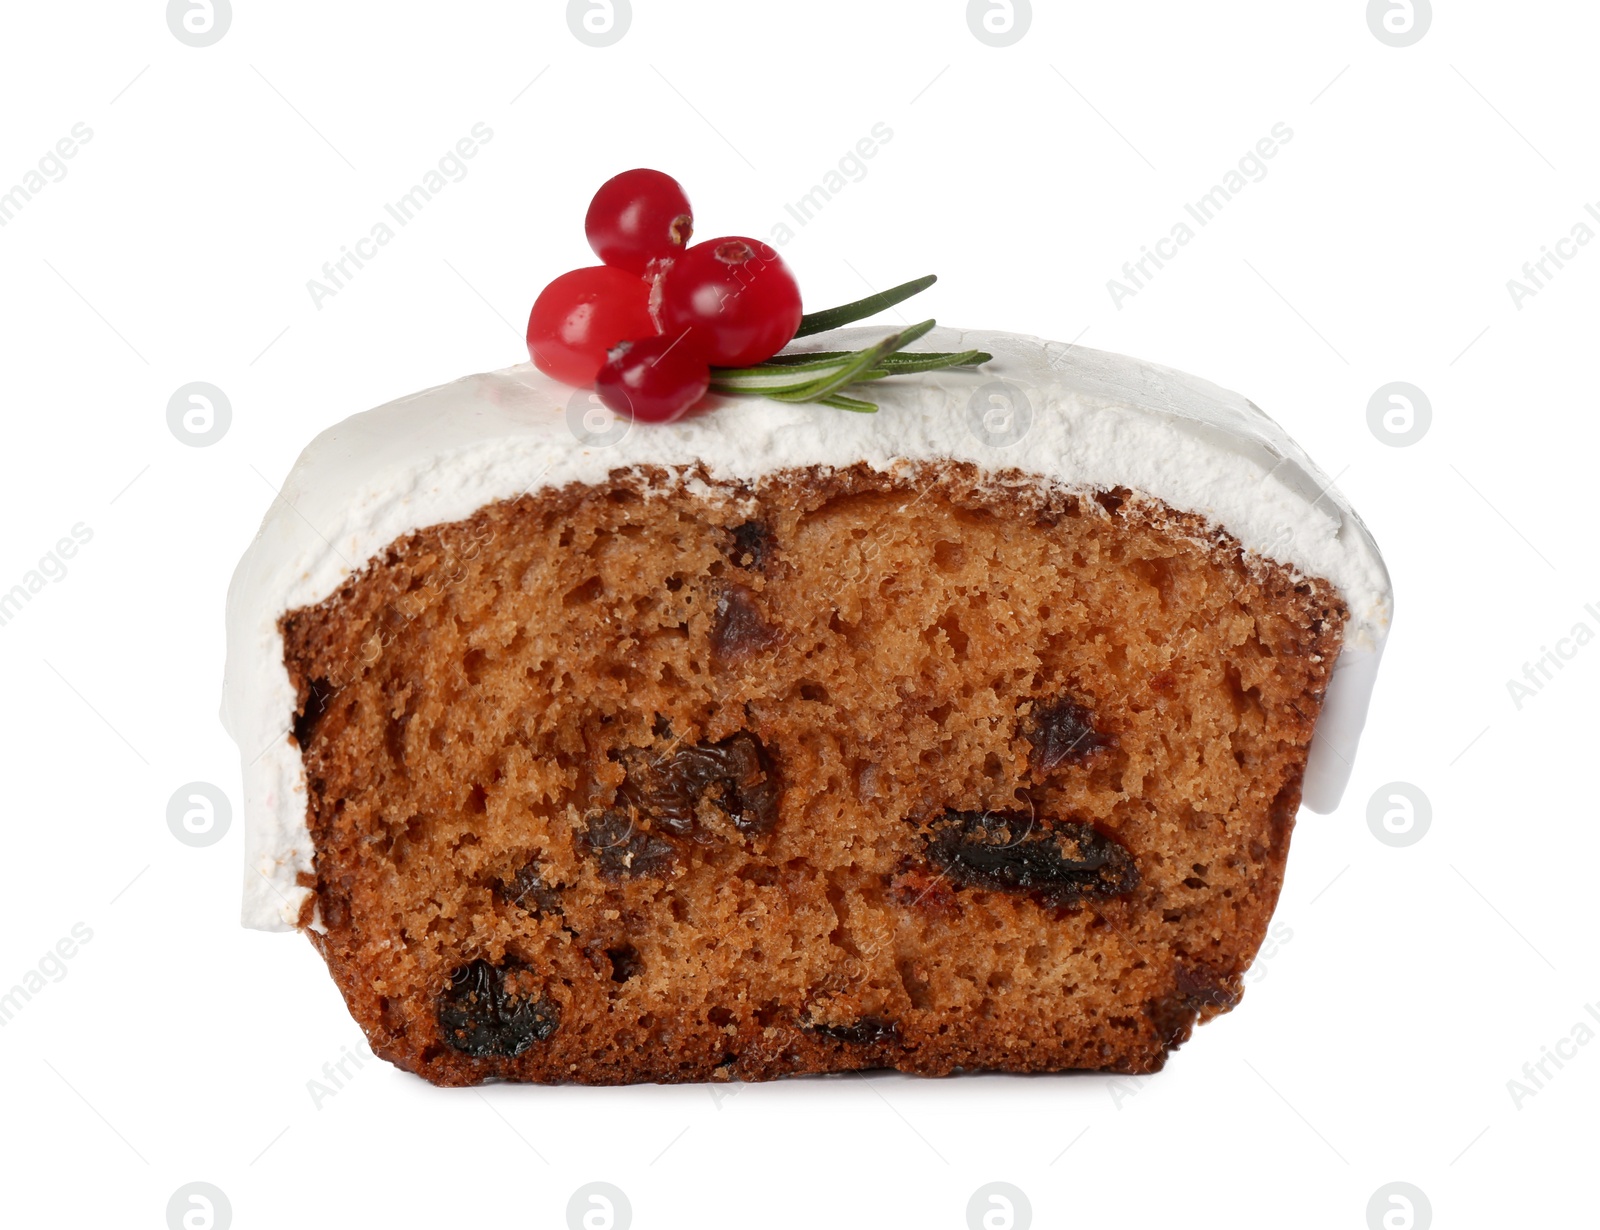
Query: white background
xmin=1 ymin=2 xmax=1595 ymax=1227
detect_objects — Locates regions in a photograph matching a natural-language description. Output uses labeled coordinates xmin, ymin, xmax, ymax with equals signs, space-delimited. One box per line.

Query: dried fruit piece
xmin=710 ymin=584 xmax=780 ymax=662
xmin=1025 ymin=697 xmax=1110 ymax=771
xmin=921 ymin=809 xmax=1138 ymax=907
xmin=499 ymin=860 xmax=563 ymax=917
xmin=619 ymin=732 xmax=780 ymax=836
xmin=807 ymin=1015 xmax=899 ymax=1046
xmin=437 ymin=960 xmax=560 ymax=1057
xmin=584 ymin=810 xmax=677 ymax=877
xmin=1144 ymin=966 xmax=1240 ymax=1048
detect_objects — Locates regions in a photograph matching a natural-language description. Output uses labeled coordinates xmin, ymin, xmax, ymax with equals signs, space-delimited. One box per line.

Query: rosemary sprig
xmin=707 ymin=276 xmax=990 ymax=413
xmin=763 ymin=319 xmax=936 ymax=402
xmin=792 ymin=274 xmax=937 ymax=337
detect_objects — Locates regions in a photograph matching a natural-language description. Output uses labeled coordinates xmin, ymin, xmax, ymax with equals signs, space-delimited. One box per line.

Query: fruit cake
xmin=223 ymin=325 xmax=1391 ymax=1086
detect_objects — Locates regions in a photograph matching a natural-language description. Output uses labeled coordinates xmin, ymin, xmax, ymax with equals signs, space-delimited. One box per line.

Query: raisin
xmin=921 ymin=810 xmax=1139 ymax=907
xmin=808 ymin=1016 xmax=899 ymax=1046
xmin=437 ymin=960 xmax=559 ymax=1057
xmin=584 ymin=810 xmax=677 ymax=877
xmin=1144 ymin=966 xmax=1239 ymax=1048
xmin=711 ymin=584 xmax=780 ymax=662
xmin=727 ymin=520 xmax=774 ymax=571
xmin=1174 ymin=964 xmax=1238 ymax=1011
xmin=1025 ymin=697 xmax=1110 ymax=771
xmin=499 ymin=861 xmax=563 ymax=917
xmin=293 ymin=676 xmax=334 ymax=749
xmin=619 ymin=732 xmax=780 ymax=837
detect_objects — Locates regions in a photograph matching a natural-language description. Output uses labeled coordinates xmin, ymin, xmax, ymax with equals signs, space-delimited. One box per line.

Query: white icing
xmin=222 ymin=328 xmax=1391 ymax=931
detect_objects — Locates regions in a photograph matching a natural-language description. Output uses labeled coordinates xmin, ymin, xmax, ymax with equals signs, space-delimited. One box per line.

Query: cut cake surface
xmin=223 ymin=329 xmax=1391 ymax=1085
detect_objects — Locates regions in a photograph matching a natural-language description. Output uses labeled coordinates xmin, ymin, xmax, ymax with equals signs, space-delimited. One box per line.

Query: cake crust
xmin=282 ymin=462 xmax=1344 ymax=1086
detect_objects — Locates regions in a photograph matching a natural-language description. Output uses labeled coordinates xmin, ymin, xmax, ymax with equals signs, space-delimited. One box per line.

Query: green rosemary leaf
xmin=712 ymin=355 xmax=853 ymax=380
xmin=792 ymin=275 xmax=937 ymax=338
xmin=766 ymin=320 xmax=937 ymax=402
xmin=803 ymin=347 xmax=989 ymax=388
xmin=702 ymin=318 xmax=988 ymax=414
xmin=818 ymin=393 xmax=879 ymax=413
xmin=759 ymin=348 xmax=982 ymax=370
xmin=881 ymin=318 xmax=937 ymax=353
xmin=759 ymin=350 xmax=851 ymax=366
xmin=878 ymin=349 xmax=990 ymax=366
xmin=708 ymin=377 xmax=821 ymax=397
xmin=871 ymin=349 xmax=991 ymax=375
